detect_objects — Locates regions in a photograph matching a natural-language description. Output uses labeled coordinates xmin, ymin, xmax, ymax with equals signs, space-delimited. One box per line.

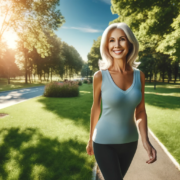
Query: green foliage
xmin=87 ymin=36 xmax=101 ymax=72
xmin=0 ymin=48 xmax=20 ymax=78
xmin=61 ymin=42 xmax=84 ymax=79
xmin=109 ymin=0 xmax=180 ymax=82
xmin=0 ymin=84 xmax=96 ymax=179
xmin=14 ymin=33 xmax=83 ymax=83
xmin=83 ymin=79 xmax=88 ymax=84
xmin=0 ymin=0 xmax=65 ymax=83
xmin=88 ymin=77 xmax=93 ymax=84
xmin=81 ymin=63 xmax=91 ymax=77
xmin=110 ymin=0 xmax=180 ymax=59
xmin=78 ymin=81 xmax=82 ymax=86
xmin=43 ymin=81 xmax=79 ymax=97
xmin=0 ymin=0 xmax=65 ymax=58
xmin=156 ymin=13 xmax=180 ymax=58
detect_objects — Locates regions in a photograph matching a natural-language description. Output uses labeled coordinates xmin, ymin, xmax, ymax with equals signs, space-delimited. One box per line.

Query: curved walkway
xmin=95 ymin=129 xmax=180 ymax=180
xmin=0 ymin=86 xmax=45 ymax=109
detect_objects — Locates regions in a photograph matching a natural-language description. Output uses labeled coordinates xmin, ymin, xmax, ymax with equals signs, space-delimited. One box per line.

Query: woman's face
xmin=107 ymin=28 xmax=131 ymax=60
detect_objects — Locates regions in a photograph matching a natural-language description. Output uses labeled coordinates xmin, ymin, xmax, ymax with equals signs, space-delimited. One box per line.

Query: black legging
xmin=93 ymin=140 xmax=138 ymax=180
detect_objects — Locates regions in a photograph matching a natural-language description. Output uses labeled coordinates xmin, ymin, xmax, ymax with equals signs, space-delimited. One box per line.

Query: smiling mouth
xmin=113 ymin=50 xmax=124 ymax=55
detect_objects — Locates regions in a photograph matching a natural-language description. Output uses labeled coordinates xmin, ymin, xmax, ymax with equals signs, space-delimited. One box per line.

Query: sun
xmin=0 ymin=13 xmax=19 ymax=49
xmin=3 ymin=30 xmax=18 ymax=49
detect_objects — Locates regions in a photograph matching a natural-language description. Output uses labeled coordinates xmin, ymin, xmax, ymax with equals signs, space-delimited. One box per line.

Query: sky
xmin=3 ymin=0 xmax=118 ymax=62
xmin=55 ymin=0 xmax=118 ymax=61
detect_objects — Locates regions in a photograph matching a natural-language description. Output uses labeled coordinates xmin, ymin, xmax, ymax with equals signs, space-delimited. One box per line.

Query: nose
xmin=115 ymin=40 xmax=120 ymax=48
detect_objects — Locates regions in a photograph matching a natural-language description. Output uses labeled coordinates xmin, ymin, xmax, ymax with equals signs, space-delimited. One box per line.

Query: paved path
xmin=0 ymin=86 xmax=45 ymax=109
xmin=96 ymin=129 xmax=180 ymax=180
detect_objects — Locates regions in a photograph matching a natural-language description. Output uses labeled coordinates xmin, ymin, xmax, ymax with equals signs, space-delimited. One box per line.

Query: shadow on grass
xmin=144 ymin=84 xmax=180 ymax=109
xmin=0 ymin=127 xmax=93 ymax=180
xmin=145 ymin=83 xmax=180 ymax=93
xmin=37 ymin=85 xmax=94 ymax=131
xmin=37 ymin=83 xmax=179 ymax=131
xmin=145 ymin=93 xmax=180 ymax=109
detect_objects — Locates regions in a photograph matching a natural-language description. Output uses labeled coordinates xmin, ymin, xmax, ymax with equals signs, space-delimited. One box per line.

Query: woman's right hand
xmin=143 ymin=140 xmax=157 ymax=164
xmin=86 ymin=140 xmax=94 ymax=156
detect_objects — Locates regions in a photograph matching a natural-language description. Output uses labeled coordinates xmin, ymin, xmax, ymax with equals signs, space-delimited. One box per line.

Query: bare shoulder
xmin=139 ymin=70 xmax=145 ymax=77
xmin=93 ymin=70 xmax=102 ymax=82
xmin=93 ymin=70 xmax=102 ymax=104
xmin=139 ymin=70 xmax=145 ymax=88
xmin=93 ymin=70 xmax=102 ymax=90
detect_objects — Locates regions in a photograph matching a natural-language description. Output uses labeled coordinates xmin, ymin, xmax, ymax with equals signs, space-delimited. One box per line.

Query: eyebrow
xmin=109 ymin=36 xmax=126 ymax=39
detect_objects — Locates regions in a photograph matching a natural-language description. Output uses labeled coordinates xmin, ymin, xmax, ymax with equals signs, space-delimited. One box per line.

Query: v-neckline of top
xmin=106 ymin=68 xmax=136 ymax=94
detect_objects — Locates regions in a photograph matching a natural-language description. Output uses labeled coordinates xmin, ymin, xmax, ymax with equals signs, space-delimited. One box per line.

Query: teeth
xmin=114 ymin=50 xmax=123 ymax=53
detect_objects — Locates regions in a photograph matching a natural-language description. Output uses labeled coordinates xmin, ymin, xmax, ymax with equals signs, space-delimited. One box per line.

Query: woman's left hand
xmin=143 ymin=140 xmax=157 ymax=164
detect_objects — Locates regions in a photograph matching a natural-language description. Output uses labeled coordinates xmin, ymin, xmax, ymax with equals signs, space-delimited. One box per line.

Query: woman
xmin=86 ymin=22 xmax=157 ymax=180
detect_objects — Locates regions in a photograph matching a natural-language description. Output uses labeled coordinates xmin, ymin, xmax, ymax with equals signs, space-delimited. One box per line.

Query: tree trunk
xmin=65 ymin=66 xmax=67 ymax=78
xmin=70 ymin=67 xmax=72 ymax=80
xmin=48 ymin=68 xmax=49 ymax=82
xmin=7 ymin=68 xmax=10 ymax=84
xmin=150 ymin=71 xmax=152 ymax=83
xmin=44 ymin=70 xmax=46 ymax=81
xmin=162 ymin=71 xmax=164 ymax=83
xmin=24 ymin=49 xmax=28 ymax=84
xmin=51 ymin=68 xmax=52 ymax=82
xmin=28 ymin=69 xmax=31 ymax=83
xmin=39 ymin=70 xmax=42 ymax=82
xmin=154 ymin=72 xmax=156 ymax=89
xmin=34 ymin=73 xmax=36 ymax=82
xmin=30 ymin=66 xmax=33 ymax=83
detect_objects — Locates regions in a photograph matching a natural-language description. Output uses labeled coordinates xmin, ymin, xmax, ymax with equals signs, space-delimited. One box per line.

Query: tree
xmin=0 ymin=45 xmax=21 ymax=82
xmin=3 ymin=0 xmax=66 ymax=83
xmin=87 ymin=36 xmax=102 ymax=72
xmin=0 ymin=39 xmax=8 ymax=78
xmin=110 ymin=0 xmax=180 ymax=83
xmin=0 ymin=0 xmax=65 ymax=41
xmin=81 ymin=62 xmax=90 ymax=78
xmin=172 ymin=59 xmax=180 ymax=83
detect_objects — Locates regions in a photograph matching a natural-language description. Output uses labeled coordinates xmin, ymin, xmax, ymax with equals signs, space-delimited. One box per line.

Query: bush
xmin=88 ymin=77 xmax=93 ymax=84
xmin=43 ymin=81 xmax=79 ymax=97
xmin=78 ymin=81 xmax=82 ymax=86
xmin=83 ymin=79 xmax=88 ymax=84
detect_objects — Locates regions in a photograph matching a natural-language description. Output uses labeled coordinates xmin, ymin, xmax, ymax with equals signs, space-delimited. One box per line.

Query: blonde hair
xmin=98 ymin=22 xmax=140 ymax=70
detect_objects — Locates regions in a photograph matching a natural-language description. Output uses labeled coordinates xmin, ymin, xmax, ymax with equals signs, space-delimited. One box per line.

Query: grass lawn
xmin=0 ymin=81 xmax=180 ymax=179
xmin=0 ymin=84 xmax=95 ymax=180
xmin=0 ymin=78 xmax=48 ymax=92
xmin=144 ymin=82 xmax=180 ymax=164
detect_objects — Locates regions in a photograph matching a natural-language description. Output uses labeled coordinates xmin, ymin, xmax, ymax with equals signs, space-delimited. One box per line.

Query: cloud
xmin=62 ymin=26 xmax=102 ymax=33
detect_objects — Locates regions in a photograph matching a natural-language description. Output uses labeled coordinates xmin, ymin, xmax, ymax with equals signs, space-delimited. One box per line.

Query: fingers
xmin=87 ymin=150 xmax=94 ymax=156
xmin=90 ymin=148 xmax=94 ymax=155
xmin=90 ymin=151 xmax=94 ymax=155
xmin=146 ymin=148 xmax=157 ymax=164
xmin=86 ymin=146 xmax=94 ymax=156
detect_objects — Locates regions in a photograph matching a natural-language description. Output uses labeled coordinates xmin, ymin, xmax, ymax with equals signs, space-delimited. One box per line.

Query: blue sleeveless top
xmin=92 ymin=68 xmax=142 ymax=144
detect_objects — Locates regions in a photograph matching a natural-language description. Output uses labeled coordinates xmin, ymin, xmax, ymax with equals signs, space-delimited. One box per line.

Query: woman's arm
xmin=135 ymin=71 xmax=149 ymax=144
xmin=135 ymin=70 xmax=157 ymax=164
xmin=89 ymin=70 xmax=102 ymax=142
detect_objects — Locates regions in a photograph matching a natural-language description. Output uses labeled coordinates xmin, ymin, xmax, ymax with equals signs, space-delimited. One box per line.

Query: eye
xmin=109 ymin=38 xmax=125 ymax=42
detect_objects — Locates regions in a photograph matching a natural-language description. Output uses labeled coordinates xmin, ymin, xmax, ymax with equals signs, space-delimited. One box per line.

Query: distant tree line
xmin=0 ymin=36 xmax=84 ymax=83
xmin=81 ymin=63 xmax=91 ymax=78
xmin=0 ymin=0 xmax=84 ymax=84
